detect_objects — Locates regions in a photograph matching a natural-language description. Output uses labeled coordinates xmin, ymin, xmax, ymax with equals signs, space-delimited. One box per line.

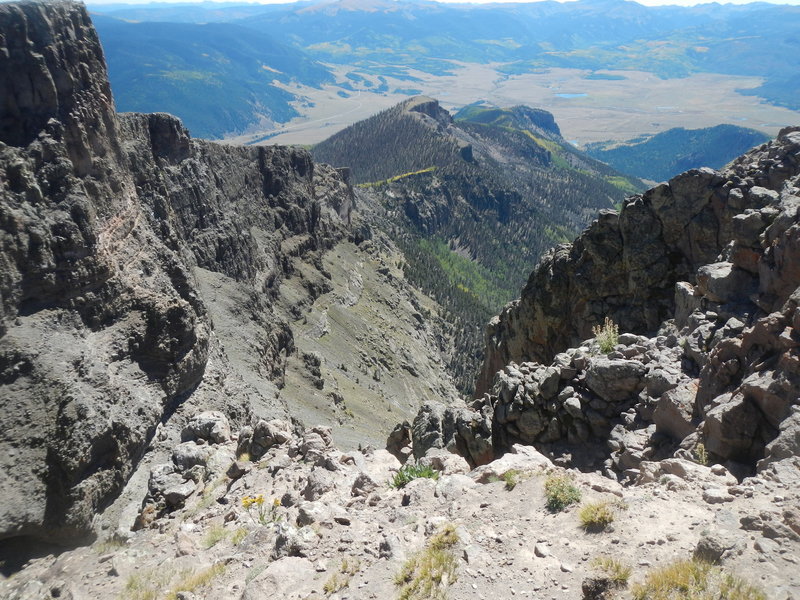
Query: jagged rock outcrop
xmin=467 ymin=128 xmax=800 ymax=484
xmin=478 ymin=131 xmax=800 ymax=395
xmin=0 ymin=1 xmax=352 ymax=544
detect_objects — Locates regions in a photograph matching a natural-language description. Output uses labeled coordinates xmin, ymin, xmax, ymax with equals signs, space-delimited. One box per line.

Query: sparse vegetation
xmin=490 ymin=469 xmax=525 ymax=491
xmin=94 ymin=536 xmax=127 ymax=554
xmin=693 ymin=442 xmax=709 ymax=466
xmin=120 ymin=567 xmax=170 ymax=600
xmin=591 ymin=556 xmax=632 ymax=586
xmin=193 ymin=476 xmax=225 ymax=514
xmin=544 ymin=472 xmax=582 ymax=512
xmin=579 ymin=500 xmax=615 ymax=531
xmin=164 ymin=563 xmax=225 ymax=600
xmin=120 ymin=560 xmax=226 ymax=600
xmin=390 ymin=463 xmax=440 ymax=489
xmin=394 ymin=524 xmax=459 ymax=600
xmin=323 ymin=558 xmax=361 ymax=595
xmin=632 ymin=559 xmax=766 ymax=600
xmin=231 ymin=527 xmax=248 ymax=546
xmin=592 ymin=316 xmax=620 ymax=353
xmin=202 ymin=523 xmax=228 ymax=549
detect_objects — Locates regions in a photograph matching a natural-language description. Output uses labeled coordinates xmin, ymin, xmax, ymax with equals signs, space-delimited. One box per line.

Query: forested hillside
xmin=93 ymin=15 xmax=333 ymax=138
xmin=315 ymin=98 xmax=644 ymax=392
xmin=585 ymin=124 xmax=770 ymax=182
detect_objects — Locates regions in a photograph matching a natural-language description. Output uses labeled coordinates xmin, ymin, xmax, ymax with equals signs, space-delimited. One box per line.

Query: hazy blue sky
xmin=84 ymin=0 xmax=800 ymax=6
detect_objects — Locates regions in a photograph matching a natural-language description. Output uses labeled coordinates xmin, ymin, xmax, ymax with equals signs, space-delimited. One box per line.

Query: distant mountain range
xmin=92 ymin=14 xmax=333 ymax=138
xmin=89 ymin=0 xmax=800 ymax=138
xmin=585 ymin=125 xmax=770 ymax=183
xmin=313 ymin=96 xmax=644 ymax=391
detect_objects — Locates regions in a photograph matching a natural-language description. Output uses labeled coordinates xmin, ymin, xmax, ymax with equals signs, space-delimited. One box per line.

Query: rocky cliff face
xmin=0 ymin=1 xmax=458 ymax=546
xmin=470 ymin=128 xmax=800 ymax=482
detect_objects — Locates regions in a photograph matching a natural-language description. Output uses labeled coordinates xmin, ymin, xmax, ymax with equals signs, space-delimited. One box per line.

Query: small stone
xmin=754 ymin=538 xmax=780 ymax=554
xmin=702 ymin=488 xmax=734 ymax=504
xmin=534 ymin=543 xmax=550 ymax=558
xmin=560 ymin=562 xmax=573 ymax=573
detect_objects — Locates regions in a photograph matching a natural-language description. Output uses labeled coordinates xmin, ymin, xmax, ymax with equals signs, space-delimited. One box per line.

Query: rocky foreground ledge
xmin=2 ymin=410 xmax=798 ymax=599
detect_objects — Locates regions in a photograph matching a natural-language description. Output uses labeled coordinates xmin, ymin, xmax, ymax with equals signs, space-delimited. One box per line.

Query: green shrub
xmin=579 ymin=501 xmax=615 ymax=532
xmin=632 ymin=559 xmax=766 ymax=600
xmin=390 ymin=463 xmax=440 ymax=489
xmin=544 ymin=473 xmax=582 ymax=512
xmin=489 ymin=469 xmax=525 ymax=490
xmin=592 ymin=316 xmax=619 ymax=353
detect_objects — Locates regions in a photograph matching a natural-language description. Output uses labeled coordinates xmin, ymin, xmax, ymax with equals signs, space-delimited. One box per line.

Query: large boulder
xmin=585 ymin=358 xmax=646 ymax=403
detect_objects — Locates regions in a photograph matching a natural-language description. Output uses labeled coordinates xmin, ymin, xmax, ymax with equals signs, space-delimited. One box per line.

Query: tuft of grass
xmin=390 ymin=463 xmax=440 ymax=489
xmin=189 ymin=476 xmax=225 ymax=517
xmin=231 ymin=527 xmax=248 ymax=546
xmin=394 ymin=524 xmax=459 ymax=600
xmin=632 ymin=559 xmax=766 ymax=600
xmin=164 ymin=563 xmax=225 ymax=600
xmin=323 ymin=557 xmax=361 ymax=595
xmin=544 ymin=472 xmax=582 ymax=512
xmin=120 ymin=567 xmax=170 ymax=600
xmin=579 ymin=501 xmax=615 ymax=532
xmin=489 ymin=469 xmax=528 ymax=490
xmin=591 ymin=556 xmax=632 ymax=586
xmin=202 ymin=523 xmax=228 ymax=549
xmin=592 ymin=316 xmax=620 ymax=353
xmin=693 ymin=443 xmax=709 ymax=466
xmin=501 ymin=469 xmax=522 ymax=491
xmin=94 ymin=537 xmax=127 ymax=554
xmin=323 ymin=573 xmax=349 ymax=595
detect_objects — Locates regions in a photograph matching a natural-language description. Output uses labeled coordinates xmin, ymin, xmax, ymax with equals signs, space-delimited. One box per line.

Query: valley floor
xmin=225 ymin=64 xmax=799 ymax=148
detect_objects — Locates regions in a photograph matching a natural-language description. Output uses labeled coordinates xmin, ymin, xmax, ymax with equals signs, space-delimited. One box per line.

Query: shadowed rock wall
xmin=0 ymin=1 xmax=351 ymax=543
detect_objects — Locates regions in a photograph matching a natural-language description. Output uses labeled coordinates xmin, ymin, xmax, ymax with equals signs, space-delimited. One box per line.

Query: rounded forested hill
xmin=312 ymin=97 xmax=644 ymax=393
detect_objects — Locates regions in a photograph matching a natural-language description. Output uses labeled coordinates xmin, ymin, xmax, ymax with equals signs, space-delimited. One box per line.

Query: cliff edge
xmin=0 ymin=0 xmax=354 ymax=544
